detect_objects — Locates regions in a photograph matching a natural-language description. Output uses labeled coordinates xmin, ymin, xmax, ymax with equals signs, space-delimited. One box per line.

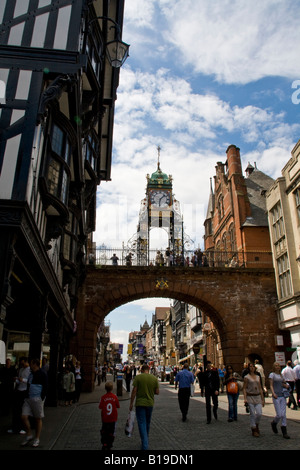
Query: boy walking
xmin=99 ymin=382 xmax=120 ymax=450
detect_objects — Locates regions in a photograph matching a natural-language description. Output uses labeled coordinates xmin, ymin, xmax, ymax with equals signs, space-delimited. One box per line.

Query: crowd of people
xmin=1 ymin=356 xmax=300 ymax=450
xmin=0 ymin=356 xmax=85 ymax=447
xmin=107 ymin=248 xmax=241 ymax=268
xmin=174 ymin=358 xmax=300 ymax=440
xmin=97 ymin=357 xmax=300 ymax=450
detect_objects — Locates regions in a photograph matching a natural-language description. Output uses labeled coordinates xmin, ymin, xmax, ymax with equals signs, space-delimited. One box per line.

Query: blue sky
xmin=95 ymin=0 xmax=300 ymax=359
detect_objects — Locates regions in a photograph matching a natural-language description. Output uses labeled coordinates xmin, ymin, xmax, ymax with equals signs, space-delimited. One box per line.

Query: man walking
xmin=21 ymin=358 xmax=48 ymax=447
xmin=129 ymin=364 xmax=159 ymax=450
xmin=200 ymin=362 xmax=220 ymax=424
xmin=175 ymin=363 xmax=194 ymax=422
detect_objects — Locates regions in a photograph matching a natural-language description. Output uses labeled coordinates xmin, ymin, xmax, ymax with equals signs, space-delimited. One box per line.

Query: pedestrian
xmin=110 ymin=253 xmax=119 ymax=266
xmin=281 ymin=360 xmax=297 ymax=410
xmin=63 ymin=362 xmax=75 ymax=406
xmin=175 ymin=363 xmax=195 ymax=422
xmin=99 ymin=381 xmax=120 ymax=450
xmin=74 ymin=361 xmax=84 ymax=403
xmin=129 ymin=364 xmax=159 ymax=450
xmin=199 ymin=362 xmax=219 ymax=424
xmin=124 ymin=365 xmax=132 ymax=393
xmin=269 ymin=361 xmax=291 ymax=439
xmin=224 ymin=364 xmax=242 ymax=422
xmin=21 ymin=358 xmax=48 ymax=447
xmin=218 ymin=365 xmax=226 ymax=393
xmin=8 ymin=357 xmax=30 ymax=434
xmin=101 ymin=365 xmax=107 ymax=383
xmin=293 ymin=360 xmax=300 ymax=406
xmin=0 ymin=358 xmax=17 ymax=416
xmin=243 ymin=363 xmax=265 ymax=437
xmin=165 ymin=248 xmax=171 ymax=266
xmin=254 ymin=359 xmax=266 ymax=394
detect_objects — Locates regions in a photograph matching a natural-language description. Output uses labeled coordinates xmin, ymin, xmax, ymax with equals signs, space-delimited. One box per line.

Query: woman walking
xmin=269 ymin=361 xmax=291 ymax=439
xmin=243 ymin=363 xmax=265 ymax=437
xmin=224 ymin=365 xmax=242 ymax=422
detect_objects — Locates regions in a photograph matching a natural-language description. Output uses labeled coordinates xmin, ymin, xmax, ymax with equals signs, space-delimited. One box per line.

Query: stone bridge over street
xmin=72 ymin=265 xmax=283 ymax=391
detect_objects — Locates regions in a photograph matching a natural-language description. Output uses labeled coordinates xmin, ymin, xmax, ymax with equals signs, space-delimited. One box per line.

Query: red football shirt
xmin=99 ymin=392 xmax=120 ymax=422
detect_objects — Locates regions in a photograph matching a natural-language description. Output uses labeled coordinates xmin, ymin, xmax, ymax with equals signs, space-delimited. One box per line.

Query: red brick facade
xmin=204 ymin=145 xmax=274 ymax=266
xmin=73 ymin=265 xmax=282 ymax=391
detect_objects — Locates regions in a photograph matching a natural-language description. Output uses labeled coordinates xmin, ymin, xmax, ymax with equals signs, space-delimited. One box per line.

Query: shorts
xmin=22 ymin=397 xmax=45 ymax=419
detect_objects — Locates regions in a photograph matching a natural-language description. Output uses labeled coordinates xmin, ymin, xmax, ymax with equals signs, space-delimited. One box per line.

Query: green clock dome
xmin=148 ymin=162 xmax=172 ymax=188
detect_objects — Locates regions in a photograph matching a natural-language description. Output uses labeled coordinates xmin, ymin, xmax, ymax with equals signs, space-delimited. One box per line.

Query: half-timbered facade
xmin=0 ymin=0 xmax=126 ymax=403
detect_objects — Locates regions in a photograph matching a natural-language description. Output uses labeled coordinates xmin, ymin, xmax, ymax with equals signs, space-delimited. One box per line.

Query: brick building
xmin=204 ymin=145 xmax=274 ymax=267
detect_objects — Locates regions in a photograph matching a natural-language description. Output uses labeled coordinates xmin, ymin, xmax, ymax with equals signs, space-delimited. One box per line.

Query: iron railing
xmin=87 ymin=247 xmax=273 ymax=269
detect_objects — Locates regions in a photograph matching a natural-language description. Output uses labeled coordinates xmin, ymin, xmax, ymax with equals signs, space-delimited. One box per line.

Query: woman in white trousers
xmin=269 ymin=362 xmax=291 ymax=439
xmin=243 ymin=363 xmax=265 ymax=437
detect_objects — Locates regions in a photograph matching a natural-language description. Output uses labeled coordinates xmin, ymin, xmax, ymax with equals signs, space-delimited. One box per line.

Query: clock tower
xmin=131 ymin=146 xmax=184 ymax=265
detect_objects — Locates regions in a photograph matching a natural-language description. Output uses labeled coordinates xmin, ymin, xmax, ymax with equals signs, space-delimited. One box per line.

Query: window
xmin=217 ymin=195 xmax=224 ymax=221
xmin=277 ymin=254 xmax=292 ymax=298
xmin=84 ymin=132 xmax=99 ymax=173
xmin=228 ymin=223 xmax=236 ymax=252
xmin=46 ymin=123 xmax=71 ymax=205
xmin=296 ymin=188 xmax=300 ymax=223
xmin=63 ymin=212 xmax=78 ymax=263
xmin=270 ymin=202 xmax=285 ymax=242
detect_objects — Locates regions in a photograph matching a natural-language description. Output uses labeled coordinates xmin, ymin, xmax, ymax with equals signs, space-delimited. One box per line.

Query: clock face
xmin=150 ymin=190 xmax=171 ymax=208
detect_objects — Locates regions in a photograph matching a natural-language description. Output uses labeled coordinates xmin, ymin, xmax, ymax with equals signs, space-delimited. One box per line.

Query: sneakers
xmin=21 ymin=435 xmax=33 ymax=446
xmin=32 ymin=438 xmax=40 ymax=447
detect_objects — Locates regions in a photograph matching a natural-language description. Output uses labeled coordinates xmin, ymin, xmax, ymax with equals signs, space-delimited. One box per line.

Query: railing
xmin=87 ymin=247 xmax=274 ymax=269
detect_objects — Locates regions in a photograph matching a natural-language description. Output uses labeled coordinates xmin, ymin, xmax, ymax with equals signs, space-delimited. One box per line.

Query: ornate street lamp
xmin=88 ymin=16 xmax=129 ymax=68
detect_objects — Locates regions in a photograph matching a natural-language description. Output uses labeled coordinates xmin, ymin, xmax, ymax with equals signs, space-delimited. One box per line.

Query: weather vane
xmin=157 ymin=145 xmax=161 ymax=170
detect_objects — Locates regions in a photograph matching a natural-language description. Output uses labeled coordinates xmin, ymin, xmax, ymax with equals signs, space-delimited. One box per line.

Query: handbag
xmin=227 ymin=381 xmax=238 ymax=394
xmin=125 ymin=410 xmax=135 ymax=437
xmin=282 ymin=386 xmax=291 ymax=398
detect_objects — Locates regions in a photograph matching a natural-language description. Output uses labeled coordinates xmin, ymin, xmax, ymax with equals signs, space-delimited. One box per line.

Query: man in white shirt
xmin=293 ymin=360 xmax=300 ymax=407
xmin=282 ymin=360 xmax=297 ymax=410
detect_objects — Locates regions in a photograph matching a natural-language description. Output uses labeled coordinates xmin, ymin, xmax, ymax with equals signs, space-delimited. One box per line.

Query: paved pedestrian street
xmin=1 ymin=379 xmax=299 ymax=458
xmin=51 ymin=382 xmax=299 ymax=452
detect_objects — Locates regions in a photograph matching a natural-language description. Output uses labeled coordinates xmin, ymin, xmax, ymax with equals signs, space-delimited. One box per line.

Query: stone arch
xmin=72 ymin=266 xmax=281 ymax=391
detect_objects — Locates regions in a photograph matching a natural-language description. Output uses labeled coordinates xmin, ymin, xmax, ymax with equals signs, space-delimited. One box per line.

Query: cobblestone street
xmin=50 ymin=381 xmax=300 ymax=452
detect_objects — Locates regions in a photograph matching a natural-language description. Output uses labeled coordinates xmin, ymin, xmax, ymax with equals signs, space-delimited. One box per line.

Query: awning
xmin=178 ymin=354 xmax=193 ymax=363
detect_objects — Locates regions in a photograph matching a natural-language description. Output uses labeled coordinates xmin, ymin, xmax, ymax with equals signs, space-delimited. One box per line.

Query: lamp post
xmin=86 ymin=16 xmax=129 ymax=68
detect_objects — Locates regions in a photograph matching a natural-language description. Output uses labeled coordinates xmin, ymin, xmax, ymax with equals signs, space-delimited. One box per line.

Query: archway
xmin=71 ymin=264 xmax=282 ymax=391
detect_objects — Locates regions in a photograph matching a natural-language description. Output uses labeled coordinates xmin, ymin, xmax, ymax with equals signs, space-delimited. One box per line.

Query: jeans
xmin=205 ymin=391 xmax=218 ymax=422
xmin=135 ymin=406 xmax=153 ymax=450
xmin=227 ymin=393 xmax=239 ymax=420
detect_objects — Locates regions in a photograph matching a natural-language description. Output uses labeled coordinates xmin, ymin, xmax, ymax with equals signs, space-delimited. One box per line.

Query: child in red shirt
xmin=99 ymin=381 xmax=120 ymax=450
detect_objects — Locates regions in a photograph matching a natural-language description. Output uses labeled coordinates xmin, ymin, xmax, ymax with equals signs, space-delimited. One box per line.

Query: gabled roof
xmin=243 ymin=169 xmax=274 ymax=227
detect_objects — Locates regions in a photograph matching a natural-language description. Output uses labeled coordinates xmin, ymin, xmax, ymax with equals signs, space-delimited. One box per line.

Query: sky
xmin=95 ymin=0 xmax=300 ymax=360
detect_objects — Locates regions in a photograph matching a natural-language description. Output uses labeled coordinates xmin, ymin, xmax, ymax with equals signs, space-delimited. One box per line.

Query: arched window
xmin=217 ymin=195 xmax=224 ymax=221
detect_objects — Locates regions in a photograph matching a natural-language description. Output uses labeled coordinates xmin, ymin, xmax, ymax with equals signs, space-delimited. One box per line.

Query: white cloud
xmin=160 ymin=0 xmax=300 ymax=84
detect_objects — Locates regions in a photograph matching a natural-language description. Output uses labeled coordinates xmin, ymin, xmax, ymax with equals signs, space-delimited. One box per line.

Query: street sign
xmin=193 ymin=344 xmax=200 ymax=354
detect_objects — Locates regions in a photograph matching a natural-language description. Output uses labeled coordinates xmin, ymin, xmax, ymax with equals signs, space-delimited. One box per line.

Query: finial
xmin=157 ymin=145 xmax=161 ymax=170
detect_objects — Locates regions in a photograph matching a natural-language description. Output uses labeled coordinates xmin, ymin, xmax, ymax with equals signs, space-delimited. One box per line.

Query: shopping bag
xmin=125 ymin=410 xmax=135 ymax=437
xmin=190 ymin=384 xmax=195 ymax=397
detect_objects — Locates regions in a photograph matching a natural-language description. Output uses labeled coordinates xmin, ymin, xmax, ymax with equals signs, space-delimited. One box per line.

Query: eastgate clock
xmin=150 ymin=190 xmax=171 ymax=208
